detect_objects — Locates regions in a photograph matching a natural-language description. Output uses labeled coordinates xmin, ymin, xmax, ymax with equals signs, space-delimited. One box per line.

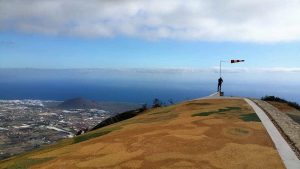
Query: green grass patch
xmin=134 ymin=113 xmax=178 ymax=124
xmin=186 ymin=102 xmax=211 ymax=106
xmin=73 ymin=126 xmax=121 ymax=144
xmin=0 ymin=157 xmax=54 ymax=169
xmin=149 ymin=109 xmax=170 ymax=115
xmin=73 ymin=131 xmax=111 ymax=143
xmin=193 ymin=111 xmax=216 ymax=116
xmin=226 ymin=107 xmax=242 ymax=110
xmin=192 ymin=107 xmax=241 ymax=117
xmin=239 ymin=113 xmax=261 ymax=122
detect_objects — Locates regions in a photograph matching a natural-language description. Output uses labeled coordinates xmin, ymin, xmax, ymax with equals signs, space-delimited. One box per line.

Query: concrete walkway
xmin=245 ymin=98 xmax=300 ymax=169
xmin=207 ymin=92 xmax=220 ymax=98
xmin=194 ymin=92 xmax=241 ymax=101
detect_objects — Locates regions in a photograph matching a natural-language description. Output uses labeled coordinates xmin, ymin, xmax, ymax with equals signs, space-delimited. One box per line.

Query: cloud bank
xmin=2 ymin=67 xmax=299 ymax=74
xmin=1 ymin=0 xmax=300 ymax=42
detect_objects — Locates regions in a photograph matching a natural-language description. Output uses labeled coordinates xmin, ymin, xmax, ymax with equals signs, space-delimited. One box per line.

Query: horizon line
xmin=1 ymin=67 xmax=300 ymax=73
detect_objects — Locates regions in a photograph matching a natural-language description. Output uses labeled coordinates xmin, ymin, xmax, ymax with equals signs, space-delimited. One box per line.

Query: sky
xmin=0 ymin=0 xmax=300 ymax=71
xmin=0 ymin=0 xmax=300 ymax=103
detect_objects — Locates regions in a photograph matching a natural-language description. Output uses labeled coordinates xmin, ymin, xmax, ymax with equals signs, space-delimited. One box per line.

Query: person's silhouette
xmin=218 ymin=77 xmax=223 ymax=92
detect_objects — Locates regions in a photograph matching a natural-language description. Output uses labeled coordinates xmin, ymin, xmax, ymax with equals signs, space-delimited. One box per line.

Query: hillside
xmin=0 ymin=98 xmax=285 ymax=169
xmin=268 ymin=101 xmax=300 ymax=125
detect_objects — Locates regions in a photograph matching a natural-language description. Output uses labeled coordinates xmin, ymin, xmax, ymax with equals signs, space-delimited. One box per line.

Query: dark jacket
xmin=218 ymin=78 xmax=223 ymax=85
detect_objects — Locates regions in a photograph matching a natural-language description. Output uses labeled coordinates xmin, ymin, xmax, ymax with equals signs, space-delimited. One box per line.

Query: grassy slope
xmin=0 ymin=99 xmax=284 ymax=169
xmin=268 ymin=101 xmax=300 ymax=124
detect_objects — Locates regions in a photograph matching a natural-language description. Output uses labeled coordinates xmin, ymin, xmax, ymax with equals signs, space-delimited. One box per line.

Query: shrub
xmin=152 ymin=98 xmax=163 ymax=108
xmin=261 ymin=95 xmax=300 ymax=110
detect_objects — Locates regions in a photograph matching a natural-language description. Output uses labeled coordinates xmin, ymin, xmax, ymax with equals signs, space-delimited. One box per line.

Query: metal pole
xmin=219 ymin=61 xmax=222 ymax=77
xmin=219 ymin=60 xmax=227 ymax=77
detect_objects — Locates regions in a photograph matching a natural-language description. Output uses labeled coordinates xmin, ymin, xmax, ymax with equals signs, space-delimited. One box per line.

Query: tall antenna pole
xmin=220 ymin=60 xmax=226 ymax=77
xmin=219 ymin=61 xmax=222 ymax=77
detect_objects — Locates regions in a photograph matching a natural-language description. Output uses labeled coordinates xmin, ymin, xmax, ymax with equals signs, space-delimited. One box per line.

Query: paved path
xmin=207 ymin=92 xmax=220 ymax=98
xmin=245 ymin=98 xmax=300 ymax=169
xmin=194 ymin=92 xmax=241 ymax=101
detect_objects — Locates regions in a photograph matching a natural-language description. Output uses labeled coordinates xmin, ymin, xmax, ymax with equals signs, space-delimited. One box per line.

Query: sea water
xmin=0 ymin=69 xmax=299 ymax=104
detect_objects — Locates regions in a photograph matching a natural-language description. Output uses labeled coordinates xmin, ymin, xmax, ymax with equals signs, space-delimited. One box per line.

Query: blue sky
xmin=1 ymin=31 xmax=300 ymax=69
xmin=0 ymin=0 xmax=300 ymax=71
xmin=0 ymin=0 xmax=300 ymax=103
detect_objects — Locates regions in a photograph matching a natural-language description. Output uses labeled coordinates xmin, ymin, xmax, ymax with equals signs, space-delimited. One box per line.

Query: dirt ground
xmin=268 ymin=101 xmax=300 ymax=124
xmin=1 ymin=99 xmax=285 ymax=169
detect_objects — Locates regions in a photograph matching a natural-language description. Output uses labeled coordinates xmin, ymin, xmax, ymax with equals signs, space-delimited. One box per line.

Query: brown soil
xmin=2 ymin=99 xmax=285 ymax=169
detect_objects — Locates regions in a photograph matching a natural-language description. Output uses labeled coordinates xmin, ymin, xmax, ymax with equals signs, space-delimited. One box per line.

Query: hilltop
xmin=0 ymin=98 xmax=286 ymax=169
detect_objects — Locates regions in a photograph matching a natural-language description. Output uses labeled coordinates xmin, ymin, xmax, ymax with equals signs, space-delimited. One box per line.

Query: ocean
xmin=0 ymin=68 xmax=299 ymax=104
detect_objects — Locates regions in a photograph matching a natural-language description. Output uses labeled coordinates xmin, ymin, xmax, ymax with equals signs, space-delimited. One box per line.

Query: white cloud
xmin=1 ymin=0 xmax=300 ymax=42
xmin=73 ymin=67 xmax=300 ymax=74
xmin=215 ymin=67 xmax=300 ymax=73
xmin=2 ymin=67 xmax=300 ymax=74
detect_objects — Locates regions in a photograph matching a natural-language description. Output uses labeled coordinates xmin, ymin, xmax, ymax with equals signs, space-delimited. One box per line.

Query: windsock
xmin=231 ymin=59 xmax=245 ymax=63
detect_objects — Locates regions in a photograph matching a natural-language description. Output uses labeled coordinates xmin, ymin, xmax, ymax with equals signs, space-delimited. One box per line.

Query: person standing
xmin=217 ymin=77 xmax=223 ymax=92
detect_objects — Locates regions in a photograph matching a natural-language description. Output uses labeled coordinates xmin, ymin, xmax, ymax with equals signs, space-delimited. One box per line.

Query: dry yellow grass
xmin=0 ymin=99 xmax=285 ymax=169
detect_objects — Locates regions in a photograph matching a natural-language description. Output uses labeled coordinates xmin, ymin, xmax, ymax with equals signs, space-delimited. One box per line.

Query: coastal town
xmin=0 ymin=99 xmax=114 ymax=160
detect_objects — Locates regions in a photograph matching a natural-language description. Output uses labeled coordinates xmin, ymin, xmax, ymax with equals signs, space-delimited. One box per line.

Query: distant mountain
xmin=58 ymin=97 xmax=142 ymax=114
xmin=58 ymin=97 xmax=99 ymax=109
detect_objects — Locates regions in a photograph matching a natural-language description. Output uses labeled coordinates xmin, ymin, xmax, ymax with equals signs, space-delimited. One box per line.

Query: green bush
xmin=261 ymin=96 xmax=300 ymax=110
xmin=73 ymin=131 xmax=112 ymax=143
